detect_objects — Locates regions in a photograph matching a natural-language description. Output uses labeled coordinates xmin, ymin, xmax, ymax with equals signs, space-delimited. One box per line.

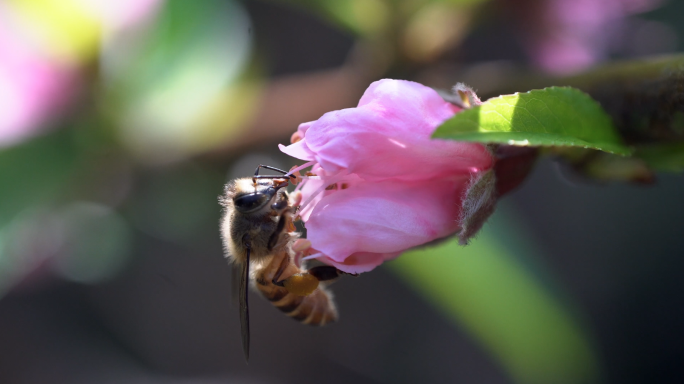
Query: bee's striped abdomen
xmin=255 ymin=275 xmax=338 ymax=326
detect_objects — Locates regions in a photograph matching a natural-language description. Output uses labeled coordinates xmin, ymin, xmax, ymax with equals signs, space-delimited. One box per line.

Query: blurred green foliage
xmin=102 ymin=0 xmax=257 ymax=160
xmin=0 ymin=131 xmax=81 ymax=224
xmin=636 ymin=142 xmax=684 ymax=172
xmin=271 ymin=0 xmax=490 ymax=36
xmin=390 ymin=205 xmax=599 ymax=384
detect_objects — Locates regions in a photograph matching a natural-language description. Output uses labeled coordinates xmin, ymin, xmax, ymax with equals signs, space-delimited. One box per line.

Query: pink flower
xmin=0 ymin=8 xmax=75 ymax=147
xmin=512 ymin=0 xmax=665 ymax=74
xmin=280 ymin=79 xmax=496 ymax=273
xmin=0 ymin=0 xmax=165 ymax=148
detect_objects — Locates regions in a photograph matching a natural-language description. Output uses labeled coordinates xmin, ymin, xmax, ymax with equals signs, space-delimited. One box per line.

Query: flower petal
xmin=297 ymin=121 xmax=313 ymax=136
xmin=292 ymin=79 xmax=493 ymax=181
xmin=278 ymin=140 xmax=315 ymax=162
xmin=304 ymin=177 xmax=468 ymax=265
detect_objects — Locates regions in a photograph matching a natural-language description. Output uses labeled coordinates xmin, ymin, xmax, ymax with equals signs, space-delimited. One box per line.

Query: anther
xmin=290 ymin=131 xmax=303 ymax=144
xmin=292 ymin=239 xmax=312 ymax=252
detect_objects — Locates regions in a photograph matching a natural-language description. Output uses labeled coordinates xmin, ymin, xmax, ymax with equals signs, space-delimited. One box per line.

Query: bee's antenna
xmin=252 ymin=164 xmax=296 ymax=183
xmin=254 ymin=164 xmax=290 ymax=176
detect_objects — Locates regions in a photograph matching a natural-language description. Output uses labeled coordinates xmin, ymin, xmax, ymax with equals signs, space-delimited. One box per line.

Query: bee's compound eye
xmin=234 ymin=193 xmax=269 ymax=213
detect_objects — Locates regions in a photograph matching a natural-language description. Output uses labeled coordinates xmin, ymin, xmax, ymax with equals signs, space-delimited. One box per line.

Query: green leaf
xmin=434 ymin=87 xmax=632 ymax=155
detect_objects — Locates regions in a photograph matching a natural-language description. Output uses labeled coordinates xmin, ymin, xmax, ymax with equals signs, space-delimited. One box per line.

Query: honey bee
xmin=220 ymin=165 xmax=344 ymax=361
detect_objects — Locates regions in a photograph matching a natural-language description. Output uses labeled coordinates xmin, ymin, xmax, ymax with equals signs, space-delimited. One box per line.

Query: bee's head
xmin=232 ymin=178 xmax=288 ymax=214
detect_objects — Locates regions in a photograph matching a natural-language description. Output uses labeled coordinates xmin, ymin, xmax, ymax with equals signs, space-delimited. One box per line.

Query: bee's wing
xmin=231 ymin=262 xmax=240 ymax=307
xmin=239 ymin=247 xmax=250 ymax=362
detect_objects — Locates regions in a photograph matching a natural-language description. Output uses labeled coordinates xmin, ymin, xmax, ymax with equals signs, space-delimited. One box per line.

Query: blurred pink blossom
xmin=0 ymin=0 xmax=164 ymax=148
xmin=0 ymin=9 xmax=75 ymax=147
xmin=280 ymin=79 xmax=494 ymax=273
xmin=516 ymin=0 xmax=664 ymax=74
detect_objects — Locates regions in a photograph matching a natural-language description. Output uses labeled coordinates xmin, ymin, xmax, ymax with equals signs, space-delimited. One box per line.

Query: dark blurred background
xmin=0 ymin=0 xmax=683 ymax=383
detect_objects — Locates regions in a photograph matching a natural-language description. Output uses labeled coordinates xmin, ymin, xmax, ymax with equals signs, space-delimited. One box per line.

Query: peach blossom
xmin=281 ymin=79 xmax=495 ymax=273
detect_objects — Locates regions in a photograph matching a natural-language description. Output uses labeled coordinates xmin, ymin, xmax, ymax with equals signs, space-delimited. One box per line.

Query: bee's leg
xmin=279 ymin=273 xmax=320 ymax=296
xmin=308 ymin=266 xmax=341 ymax=281
xmin=276 ymin=266 xmax=354 ymax=296
xmin=270 ymin=251 xmax=292 ymax=287
xmin=277 ymin=266 xmax=350 ymax=296
xmin=308 ymin=266 xmax=359 ymax=281
xmin=267 ymin=211 xmax=289 ymax=251
xmin=290 ymin=191 xmax=302 ymax=207
xmin=272 ymin=239 xmax=352 ymax=296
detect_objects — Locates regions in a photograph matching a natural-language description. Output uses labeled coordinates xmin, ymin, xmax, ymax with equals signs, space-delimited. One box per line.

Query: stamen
xmin=301 ymin=252 xmax=324 ymax=261
xmin=288 ymin=161 xmax=315 ymax=175
xmin=294 ymin=178 xmax=306 ymax=192
xmin=290 ymin=131 xmax=303 ymax=144
xmin=299 ymin=171 xmax=348 ymax=213
xmin=292 ymin=239 xmax=312 ymax=252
